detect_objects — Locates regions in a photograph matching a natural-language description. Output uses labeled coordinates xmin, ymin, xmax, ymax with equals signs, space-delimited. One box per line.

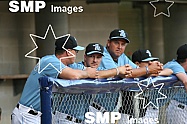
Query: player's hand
xmin=85 ymin=67 xmax=97 ymax=78
xmin=118 ymin=64 xmax=132 ymax=77
xmin=148 ymin=61 xmax=163 ymax=74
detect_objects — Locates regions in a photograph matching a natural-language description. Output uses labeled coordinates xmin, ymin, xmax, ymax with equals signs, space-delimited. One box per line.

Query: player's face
xmin=107 ymin=39 xmax=128 ymax=60
xmin=68 ymin=49 xmax=78 ymax=64
xmin=138 ymin=62 xmax=149 ymax=67
xmin=136 ymin=61 xmax=157 ymax=67
xmin=84 ymin=53 xmax=103 ymax=68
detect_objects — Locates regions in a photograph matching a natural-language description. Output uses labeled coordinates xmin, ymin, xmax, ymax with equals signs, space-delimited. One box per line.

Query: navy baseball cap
xmin=85 ymin=43 xmax=104 ymax=56
xmin=177 ymin=44 xmax=187 ymax=59
xmin=109 ymin=29 xmax=130 ymax=43
xmin=55 ymin=35 xmax=84 ymax=51
xmin=132 ymin=49 xmax=158 ymax=63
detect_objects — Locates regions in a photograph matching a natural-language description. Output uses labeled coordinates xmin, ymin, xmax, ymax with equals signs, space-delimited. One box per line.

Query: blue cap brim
xmin=73 ymin=46 xmax=85 ymax=51
xmin=142 ymin=57 xmax=159 ymax=62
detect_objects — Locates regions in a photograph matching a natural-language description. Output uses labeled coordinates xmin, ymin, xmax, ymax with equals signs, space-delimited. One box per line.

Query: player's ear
xmin=107 ymin=40 xmax=111 ymax=48
xmin=66 ymin=49 xmax=72 ymax=56
xmin=135 ymin=61 xmax=140 ymax=66
xmin=185 ymin=58 xmax=187 ymax=62
xmin=84 ymin=54 xmax=86 ymax=60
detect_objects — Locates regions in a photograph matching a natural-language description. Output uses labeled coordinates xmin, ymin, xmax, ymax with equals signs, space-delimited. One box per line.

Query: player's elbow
xmin=182 ymin=80 xmax=187 ymax=86
xmin=58 ymin=72 xmax=81 ymax=80
xmin=69 ymin=73 xmax=81 ymax=80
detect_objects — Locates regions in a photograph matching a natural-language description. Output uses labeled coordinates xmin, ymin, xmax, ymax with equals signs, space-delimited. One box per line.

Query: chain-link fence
xmin=40 ymin=76 xmax=186 ymax=124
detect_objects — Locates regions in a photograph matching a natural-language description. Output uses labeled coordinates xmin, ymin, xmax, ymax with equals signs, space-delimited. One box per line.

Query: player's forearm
xmin=176 ymin=73 xmax=187 ymax=92
xmin=159 ymin=68 xmax=173 ymax=76
xmin=97 ymin=68 xmax=118 ymax=78
xmin=59 ymin=69 xmax=89 ymax=80
xmin=129 ymin=67 xmax=147 ymax=78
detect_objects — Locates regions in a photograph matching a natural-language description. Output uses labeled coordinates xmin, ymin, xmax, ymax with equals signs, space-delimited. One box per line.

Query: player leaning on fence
xmin=11 ymin=34 xmax=134 ymax=124
xmin=63 ymin=43 xmax=133 ymax=124
xmin=70 ymin=43 xmax=126 ymax=123
xmin=11 ymin=35 xmax=97 ymax=124
xmin=117 ymin=49 xmax=173 ymax=124
xmin=132 ymin=49 xmax=173 ymax=77
xmin=98 ymin=29 xmax=164 ymax=123
xmin=99 ymin=29 xmax=163 ymax=75
xmin=164 ymin=44 xmax=187 ymax=124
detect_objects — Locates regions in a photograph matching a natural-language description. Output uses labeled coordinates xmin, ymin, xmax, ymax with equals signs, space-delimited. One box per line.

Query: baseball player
xmin=164 ymin=44 xmax=187 ymax=124
xmin=126 ymin=49 xmax=173 ymax=124
xmin=11 ymin=35 xmax=98 ymax=124
xmin=57 ymin=43 xmax=132 ymax=124
xmin=132 ymin=49 xmax=173 ymax=77
xmin=74 ymin=43 xmax=121 ymax=124
xmin=99 ymin=29 xmax=163 ymax=123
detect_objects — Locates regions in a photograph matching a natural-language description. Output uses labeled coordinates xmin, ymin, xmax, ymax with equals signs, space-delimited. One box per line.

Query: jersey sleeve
xmin=39 ymin=55 xmax=67 ymax=78
xmin=68 ymin=62 xmax=86 ymax=70
xmin=164 ymin=60 xmax=186 ymax=74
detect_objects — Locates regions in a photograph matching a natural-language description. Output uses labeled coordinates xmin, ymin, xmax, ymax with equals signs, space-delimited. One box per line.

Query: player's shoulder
xmin=41 ymin=54 xmax=56 ymax=59
xmin=164 ymin=59 xmax=178 ymax=67
xmin=68 ymin=62 xmax=85 ymax=70
xmin=40 ymin=55 xmax=58 ymax=62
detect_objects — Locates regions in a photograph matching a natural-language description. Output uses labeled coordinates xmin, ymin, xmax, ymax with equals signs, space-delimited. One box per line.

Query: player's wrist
xmin=115 ymin=67 xmax=119 ymax=76
xmin=145 ymin=66 xmax=149 ymax=75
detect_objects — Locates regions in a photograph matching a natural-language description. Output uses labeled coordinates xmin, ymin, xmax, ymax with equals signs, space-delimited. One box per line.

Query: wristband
xmin=116 ymin=67 xmax=119 ymax=75
xmin=145 ymin=66 xmax=149 ymax=75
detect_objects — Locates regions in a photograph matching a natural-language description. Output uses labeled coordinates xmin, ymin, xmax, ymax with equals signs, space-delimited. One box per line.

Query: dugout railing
xmin=39 ymin=75 xmax=186 ymax=124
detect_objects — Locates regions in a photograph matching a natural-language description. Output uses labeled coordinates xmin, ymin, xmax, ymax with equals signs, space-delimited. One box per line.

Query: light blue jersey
xmin=68 ymin=62 xmax=86 ymax=70
xmin=19 ymin=55 xmax=67 ymax=111
xmin=69 ymin=61 xmax=118 ymax=112
xmin=99 ymin=47 xmax=137 ymax=69
xmin=58 ymin=62 xmax=89 ymax=120
xmin=76 ymin=61 xmax=117 ymax=111
xmin=98 ymin=47 xmax=138 ymax=112
xmin=164 ymin=59 xmax=187 ymax=105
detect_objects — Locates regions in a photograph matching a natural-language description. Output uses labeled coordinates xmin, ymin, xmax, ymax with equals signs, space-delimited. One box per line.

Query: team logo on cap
xmin=119 ymin=30 xmax=126 ymax=37
xmin=146 ymin=50 xmax=152 ymax=57
xmin=93 ymin=44 xmax=101 ymax=51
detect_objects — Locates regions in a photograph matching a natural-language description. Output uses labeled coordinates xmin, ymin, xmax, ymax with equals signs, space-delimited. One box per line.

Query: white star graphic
xmin=149 ymin=0 xmax=174 ymax=17
xmin=134 ymin=77 xmax=167 ymax=109
xmin=25 ymin=24 xmax=76 ymax=74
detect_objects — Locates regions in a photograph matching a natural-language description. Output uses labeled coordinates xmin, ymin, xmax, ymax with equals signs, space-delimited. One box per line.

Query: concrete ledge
xmin=0 ymin=74 xmax=29 ymax=80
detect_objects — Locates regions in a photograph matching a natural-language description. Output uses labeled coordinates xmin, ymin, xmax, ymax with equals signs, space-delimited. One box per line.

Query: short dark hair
xmin=176 ymin=58 xmax=186 ymax=64
xmin=55 ymin=35 xmax=84 ymax=51
xmin=177 ymin=44 xmax=187 ymax=60
xmin=55 ymin=49 xmax=66 ymax=55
